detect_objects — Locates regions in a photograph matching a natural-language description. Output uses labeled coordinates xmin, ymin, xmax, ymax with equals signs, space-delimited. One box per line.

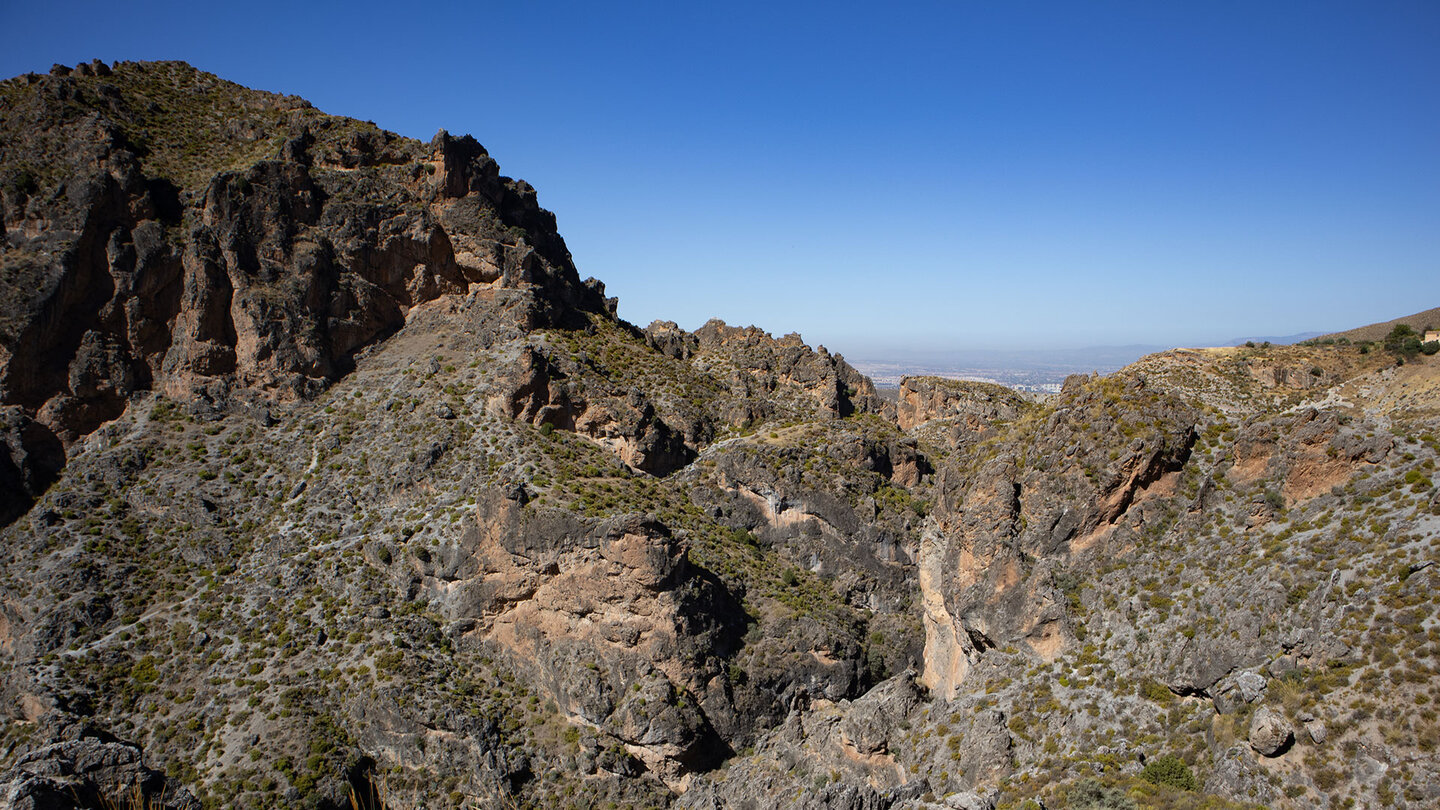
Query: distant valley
xmin=853 ymin=334 xmax=1333 ymax=391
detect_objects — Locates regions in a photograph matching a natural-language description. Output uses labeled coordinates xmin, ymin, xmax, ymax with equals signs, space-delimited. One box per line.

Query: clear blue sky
xmin=4 ymin=1 xmax=1438 ymax=355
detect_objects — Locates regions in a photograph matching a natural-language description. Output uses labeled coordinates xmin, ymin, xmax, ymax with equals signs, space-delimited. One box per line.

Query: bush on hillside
xmin=1140 ymin=754 xmax=1198 ymax=791
xmin=1383 ymin=325 xmax=1423 ymax=359
xmin=1065 ymin=779 xmax=1136 ymax=809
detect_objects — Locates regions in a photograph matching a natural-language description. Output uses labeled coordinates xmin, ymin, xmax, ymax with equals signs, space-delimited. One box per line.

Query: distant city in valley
xmin=850 ymin=333 xmax=1326 ymax=391
xmin=853 ymin=361 xmax=1082 ymax=392
xmin=849 ymin=346 xmax=1164 ymax=391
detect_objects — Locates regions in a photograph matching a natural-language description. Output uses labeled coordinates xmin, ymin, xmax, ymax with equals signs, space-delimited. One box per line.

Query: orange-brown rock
xmin=896 ymin=376 xmax=1028 ymax=432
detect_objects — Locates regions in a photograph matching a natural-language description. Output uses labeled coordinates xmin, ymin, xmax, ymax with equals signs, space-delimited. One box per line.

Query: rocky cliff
xmin=3 ymin=62 xmax=1439 ymax=810
xmin=0 ymin=61 xmax=899 ymax=810
xmin=0 ymin=61 xmax=613 ymax=520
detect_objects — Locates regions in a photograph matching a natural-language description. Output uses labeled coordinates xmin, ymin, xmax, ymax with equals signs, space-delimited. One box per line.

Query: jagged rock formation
xmin=1 ymin=715 xmax=199 ymax=810
xmin=421 ymin=489 xmax=745 ymax=787
xmin=919 ymin=372 xmax=1200 ymax=696
xmin=895 ymin=376 xmax=1029 ymax=433
xmin=3 ymin=61 xmax=1440 ymax=810
xmin=0 ymin=61 xmax=613 ymax=517
xmin=0 ymin=61 xmax=897 ymax=810
xmin=686 ymin=320 xmax=883 ymax=421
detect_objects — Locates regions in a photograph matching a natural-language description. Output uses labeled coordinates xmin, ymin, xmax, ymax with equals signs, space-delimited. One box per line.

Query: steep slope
xmin=0 ymin=59 xmax=610 ymax=524
xmin=0 ymin=61 xmax=901 ymax=810
xmin=692 ymin=344 xmax=1440 ymax=810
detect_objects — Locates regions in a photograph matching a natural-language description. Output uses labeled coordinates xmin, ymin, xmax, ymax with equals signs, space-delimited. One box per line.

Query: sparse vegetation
xmin=2 ymin=61 xmax=1436 ymax=810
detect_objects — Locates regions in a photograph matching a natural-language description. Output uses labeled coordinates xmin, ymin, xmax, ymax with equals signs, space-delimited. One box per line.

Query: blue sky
xmin=4 ymin=1 xmax=1438 ymax=355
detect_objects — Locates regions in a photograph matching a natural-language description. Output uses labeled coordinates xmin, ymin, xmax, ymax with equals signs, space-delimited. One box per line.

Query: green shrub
xmin=1137 ymin=677 xmax=1174 ymax=705
xmin=1384 ymin=325 xmax=1423 ymax=359
xmin=1066 ymin=779 xmax=1136 ymax=809
xmin=1140 ymin=754 xmax=1197 ymax=791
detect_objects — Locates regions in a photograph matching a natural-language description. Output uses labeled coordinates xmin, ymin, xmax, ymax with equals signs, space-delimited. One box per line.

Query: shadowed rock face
xmin=0 ymin=714 xmax=199 ymax=810
xmin=0 ymin=407 xmax=64 ymax=525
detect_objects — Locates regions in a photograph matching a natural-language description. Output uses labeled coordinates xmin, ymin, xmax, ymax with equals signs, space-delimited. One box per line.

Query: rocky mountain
xmin=2 ymin=62 xmax=1438 ymax=810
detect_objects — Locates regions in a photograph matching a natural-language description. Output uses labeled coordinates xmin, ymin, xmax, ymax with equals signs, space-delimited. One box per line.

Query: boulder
xmin=1247 ymin=707 xmax=1293 ymax=757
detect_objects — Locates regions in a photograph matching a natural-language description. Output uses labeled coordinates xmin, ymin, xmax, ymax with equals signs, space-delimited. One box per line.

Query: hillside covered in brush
xmin=2 ymin=61 xmax=1438 ymax=810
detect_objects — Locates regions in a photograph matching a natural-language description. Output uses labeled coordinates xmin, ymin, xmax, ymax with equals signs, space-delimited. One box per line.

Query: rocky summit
xmin=1 ymin=61 xmax=1438 ymax=810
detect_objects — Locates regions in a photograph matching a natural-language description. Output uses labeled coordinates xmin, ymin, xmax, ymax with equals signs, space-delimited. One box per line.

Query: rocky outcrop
xmin=1248 ymin=707 xmax=1293 ymax=757
xmin=1227 ymin=406 xmax=1391 ymax=504
xmin=675 ymin=674 xmax=931 ymax=810
xmin=896 ymin=376 xmax=1029 ymax=432
xmin=918 ymin=372 xmax=1198 ymax=697
xmin=691 ymin=320 xmax=884 ymax=421
xmin=0 ymin=716 xmax=198 ymax=810
xmin=680 ymin=424 xmax=928 ymax=621
xmin=488 ymin=346 xmax=695 ymax=475
xmin=645 ymin=320 xmax=699 ymax=360
xmin=0 ymin=62 xmax=605 ymax=524
xmin=418 ymin=489 xmax=743 ymax=787
xmin=480 ymin=318 xmax=890 ymax=478
xmin=0 ymin=407 xmax=63 ymax=526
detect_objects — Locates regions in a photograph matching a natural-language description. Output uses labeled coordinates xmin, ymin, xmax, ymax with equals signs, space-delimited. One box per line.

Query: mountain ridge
xmin=1312 ymin=307 xmax=1440 ymax=344
xmin=2 ymin=61 xmax=1439 ymax=810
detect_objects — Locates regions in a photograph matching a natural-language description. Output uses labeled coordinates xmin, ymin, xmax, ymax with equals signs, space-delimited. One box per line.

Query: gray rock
xmin=1248 ymin=707 xmax=1293 ymax=757
xmin=1205 ymin=746 xmax=1280 ymax=806
xmin=1233 ymin=671 xmax=1266 ymax=703
xmin=944 ymin=789 xmax=998 ymax=810
xmin=0 ymin=719 xmax=198 ymax=810
xmin=838 ymin=673 xmax=921 ymax=756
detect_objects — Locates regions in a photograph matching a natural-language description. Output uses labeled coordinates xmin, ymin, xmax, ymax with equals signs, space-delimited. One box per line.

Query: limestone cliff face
xmin=896 ymin=376 xmax=1029 ymax=432
xmin=421 ymin=490 xmax=742 ymax=787
xmin=918 ymin=372 xmax=1200 ymax=697
xmin=0 ymin=62 xmax=605 ymax=523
